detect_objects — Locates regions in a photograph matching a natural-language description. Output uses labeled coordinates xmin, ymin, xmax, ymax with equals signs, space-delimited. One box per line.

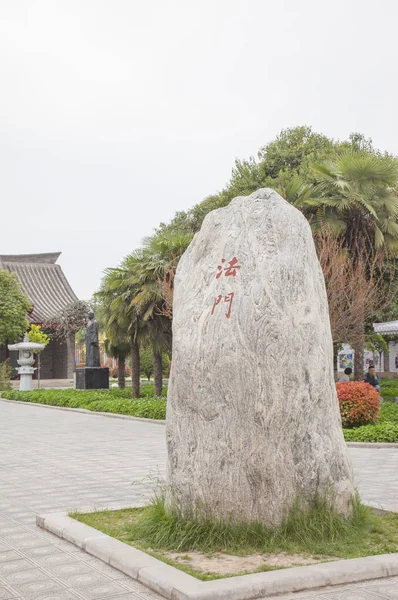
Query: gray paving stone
xmin=318 ymin=590 xmax=383 ymax=598
xmin=33 ymin=554 xmax=81 ymax=568
xmin=7 ymin=579 xmax=68 ymax=600
xmin=42 ymin=564 xmax=95 ymax=579
xmin=0 ymin=400 xmax=397 ymax=600
xmin=14 ymin=592 xmax=82 ymax=600
xmin=0 ymin=560 xmax=36 ymax=576
xmin=2 ymin=569 xmax=49 ymax=586
xmin=56 ymin=572 xmax=112 ymax=588
xmin=68 ymin=581 xmax=130 ymax=599
xmin=365 ymin=582 xmax=398 ymax=597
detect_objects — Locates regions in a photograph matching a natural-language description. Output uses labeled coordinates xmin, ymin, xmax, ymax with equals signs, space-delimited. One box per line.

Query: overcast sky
xmin=1 ymin=0 xmax=398 ymax=299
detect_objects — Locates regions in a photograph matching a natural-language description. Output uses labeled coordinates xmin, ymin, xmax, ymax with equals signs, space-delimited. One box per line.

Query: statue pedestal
xmin=75 ymin=368 xmax=109 ymax=390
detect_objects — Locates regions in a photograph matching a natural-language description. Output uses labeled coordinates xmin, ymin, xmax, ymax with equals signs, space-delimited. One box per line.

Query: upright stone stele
xmin=166 ymin=188 xmax=355 ymax=527
xmin=75 ymin=311 xmax=109 ymax=390
xmin=8 ymin=333 xmax=45 ymax=391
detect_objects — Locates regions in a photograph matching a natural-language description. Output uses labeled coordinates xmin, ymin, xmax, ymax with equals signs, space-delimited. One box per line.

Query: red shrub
xmin=336 ymin=381 xmax=380 ymax=428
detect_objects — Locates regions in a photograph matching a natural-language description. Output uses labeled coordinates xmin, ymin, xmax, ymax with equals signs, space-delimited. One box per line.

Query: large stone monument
xmin=166 ymin=188 xmax=355 ymax=527
xmin=75 ymin=311 xmax=109 ymax=389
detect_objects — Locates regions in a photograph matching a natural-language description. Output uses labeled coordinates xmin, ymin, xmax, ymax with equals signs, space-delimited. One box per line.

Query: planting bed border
xmin=37 ymin=511 xmax=398 ymax=600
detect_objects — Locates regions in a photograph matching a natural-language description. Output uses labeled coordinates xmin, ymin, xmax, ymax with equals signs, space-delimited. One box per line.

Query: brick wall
xmin=38 ymin=339 xmax=70 ymax=379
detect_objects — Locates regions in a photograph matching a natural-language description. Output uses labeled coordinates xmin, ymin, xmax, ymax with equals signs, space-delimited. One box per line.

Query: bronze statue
xmin=85 ymin=310 xmax=100 ymax=367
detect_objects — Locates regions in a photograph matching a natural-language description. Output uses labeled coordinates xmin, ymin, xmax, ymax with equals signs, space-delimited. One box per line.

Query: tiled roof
xmin=0 ymin=253 xmax=78 ymax=324
xmin=373 ymin=321 xmax=398 ymax=335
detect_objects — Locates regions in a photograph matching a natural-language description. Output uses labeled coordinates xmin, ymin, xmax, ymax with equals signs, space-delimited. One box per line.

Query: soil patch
xmin=164 ymin=550 xmax=337 ymax=575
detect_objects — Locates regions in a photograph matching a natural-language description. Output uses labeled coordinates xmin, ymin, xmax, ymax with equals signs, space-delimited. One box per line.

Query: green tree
xmin=0 ymin=359 xmax=12 ymax=391
xmin=308 ymin=152 xmax=398 ymax=257
xmin=96 ymin=276 xmax=131 ymax=390
xmin=97 ymin=261 xmax=147 ymax=398
xmin=157 ymin=127 xmax=376 ymax=236
xmin=28 ymin=324 xmax=50 ymax=388
xmin=122 ymin=250 xmax=169 ymax=396
xmin=0 ymin=270 xmax=31 ymax=344
xmin=130 ymin=231 xmax=191 ymax=394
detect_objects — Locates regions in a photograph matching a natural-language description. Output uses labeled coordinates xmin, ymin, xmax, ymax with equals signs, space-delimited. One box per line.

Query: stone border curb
xmin=0 ymin=397 xmax=165 ymax=425
xmin=37 ymin=512 xmax=398 ymax=600
xmin=346 ymin=442 xmax=398 ymax=448
xmin=2 ymin=397 xmax=398 ymax=445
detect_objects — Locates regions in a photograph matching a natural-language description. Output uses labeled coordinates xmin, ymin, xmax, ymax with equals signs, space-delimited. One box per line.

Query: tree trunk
xmin=37 ymin=353 xmax=41 ymax=389
xmin=353 ymin=336 xmax=365 ymax=381
xmin=153 ymin=350 xmax=163 ymax=396
xmin=66 ymin=334 xmax=76 ymax=379
xmin=353 ymin=299 xmax=366 ymax=381
xmin=118 ymin=355 xmax=126 ymax=389
xmin=131 ymin=339 xmax=140 ymax=398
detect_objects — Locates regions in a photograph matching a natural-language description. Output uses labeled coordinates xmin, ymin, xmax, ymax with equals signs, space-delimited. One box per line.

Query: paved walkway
xmin=0 ymin=400 xmax=397 ymax=600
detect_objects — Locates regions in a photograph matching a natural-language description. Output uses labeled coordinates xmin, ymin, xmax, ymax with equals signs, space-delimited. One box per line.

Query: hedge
xmin=0 ymin=388 xmax=167 ymax=420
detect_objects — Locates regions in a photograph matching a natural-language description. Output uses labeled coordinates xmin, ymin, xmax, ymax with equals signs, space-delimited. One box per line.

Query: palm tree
xmin=96 ymin=262 xmax=146 ymax=398
xmin=136 ymin=231 xmax=193 ymax=320
xmin=307 ymin=152 xmax=398 ymax=257
xmin=127 ymin=231 xmax=191 ymax=394
xmin=96 ymin=279 xmax=131 ymax=390
xmin=122 ymin=250 xmax=170 ymax=396
xmin=96 ymin=231 xmax=191 ymax=396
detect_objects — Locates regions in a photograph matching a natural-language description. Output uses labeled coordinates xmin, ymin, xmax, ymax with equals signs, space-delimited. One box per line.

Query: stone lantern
xmin=8 ymin=333 xmax=45 ymax=391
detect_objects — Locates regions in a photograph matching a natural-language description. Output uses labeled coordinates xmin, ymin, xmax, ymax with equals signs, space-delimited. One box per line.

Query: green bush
xmin=343 ymin=422 xmax=398 ymax=443
xmin=379 ymin=402 xmax=398 ymax=423
xmin=380 ymin=378 xmax=398 ymax=388
xmin=0 ymin=387 xmax=167 ymax=420
xmin=0 ymin=360 xmax=12 ymax=391
xmin=380 ymin=379 xmax=398 ymax=401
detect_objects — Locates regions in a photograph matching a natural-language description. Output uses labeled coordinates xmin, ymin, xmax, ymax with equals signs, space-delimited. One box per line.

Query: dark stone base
xmin=75 ymin=368 xmax=109 ymax=390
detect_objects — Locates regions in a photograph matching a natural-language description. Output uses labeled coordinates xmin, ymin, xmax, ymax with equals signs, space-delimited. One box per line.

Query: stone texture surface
xmin=166 ymin=188 xmax=355 ymax=526
xmin=0 ymin=399 xmax=396 ymax=599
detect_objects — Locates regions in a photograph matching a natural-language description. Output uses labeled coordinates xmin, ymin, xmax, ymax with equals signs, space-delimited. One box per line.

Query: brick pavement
xmin=0 ymin=400 xmax=397 ymax=600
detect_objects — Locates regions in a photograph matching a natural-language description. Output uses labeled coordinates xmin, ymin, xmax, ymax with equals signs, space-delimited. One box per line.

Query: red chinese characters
xmin=212 ymin=256 xmax=240 ymax=319
xmin=216 ymin=257 xmax=241 ymax=279
xmin=211 ymin=292 xmax=234 ymax=319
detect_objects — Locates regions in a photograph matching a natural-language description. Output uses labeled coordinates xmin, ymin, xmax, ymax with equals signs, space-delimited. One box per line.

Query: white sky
xmin=1 ymin=0 xmax=398 ymax=299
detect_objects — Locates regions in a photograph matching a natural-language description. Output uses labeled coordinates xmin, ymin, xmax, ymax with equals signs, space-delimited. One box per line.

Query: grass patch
xmin=0 ymin=387 xmax=167 ymax=420
xmin=71 ymin=495 xmax=398 ymax=581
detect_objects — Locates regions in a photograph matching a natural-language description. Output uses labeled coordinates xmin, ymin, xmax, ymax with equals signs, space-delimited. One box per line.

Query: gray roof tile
xmin=0 ymin=253 xmax=78 ymax=324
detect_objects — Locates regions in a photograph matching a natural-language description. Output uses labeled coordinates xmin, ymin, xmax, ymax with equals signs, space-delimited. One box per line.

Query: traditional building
xmin=0 ymin=253 xmax=78 ymax=379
